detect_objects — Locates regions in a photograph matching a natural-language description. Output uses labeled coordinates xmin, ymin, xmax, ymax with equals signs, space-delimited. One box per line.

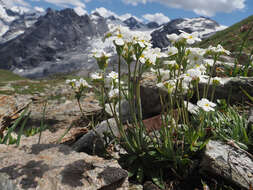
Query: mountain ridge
xmin=0 ymin=6 xmax=227 ymax=78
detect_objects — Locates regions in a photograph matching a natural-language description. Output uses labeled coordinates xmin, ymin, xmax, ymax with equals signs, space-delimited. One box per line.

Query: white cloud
xmin=92 ymin=7 xmax=143 ymax=22
xmin=34 ymin=6 xmax=45 ymax=12
xmin=142 ymin=13 xmax=170 ymax=24
xmin=92 ymin=7 xmax=117 ymax=18
xmin=122 ymin=0 xmax=246 ymax=16
xmin=74 ymin=6 xmax=87 ymax=16
xmin=119 ymin=14 xmax=143 ymax=22
xmin=2 ymin=0 xmax=31 ymax=8
xmin=44 ymin=0 xmax=86 ymax=8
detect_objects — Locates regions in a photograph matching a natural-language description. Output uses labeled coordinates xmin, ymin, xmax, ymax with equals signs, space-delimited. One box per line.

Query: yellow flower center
xmin=117 ymin=33 xmax=123 ymax=38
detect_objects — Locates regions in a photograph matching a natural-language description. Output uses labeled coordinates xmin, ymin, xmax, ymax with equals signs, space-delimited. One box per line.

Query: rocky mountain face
xmin=123 ymin=17 xmax=147 ymax=29
xmin=151 ymin=17 xmax=227 ymax=49
xmin=0 ymin=5 xmax=226 ymax=78
xmin=107 ymin=15 xmax=159 ymax=30
xmin=0 ymin=8 xmax=109 ymax=78
xmin=0 ymin=1 xmax=42 ymax=43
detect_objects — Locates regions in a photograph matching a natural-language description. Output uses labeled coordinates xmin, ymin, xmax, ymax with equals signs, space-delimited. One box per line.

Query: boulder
xmin=105 ymin=99 xmax=131 ymax=123
xmin=140 ymin=73 xmax=167 ymax=118
xmin=200 ymin=140 xmax=253 ymax=189
xmin=198 ymin=77 xmax=253 ymax=103
xmin=0 ymin=144 xmax=129 ymax=190
xmin=72 ymin=118 xmax=123 ymax=154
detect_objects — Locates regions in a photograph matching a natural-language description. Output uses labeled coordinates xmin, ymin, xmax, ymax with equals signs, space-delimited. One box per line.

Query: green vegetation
xmin=0 ymin=69 xmax=26 ymax=82
xmin=198 ymin=15 xmax=253 ymax=54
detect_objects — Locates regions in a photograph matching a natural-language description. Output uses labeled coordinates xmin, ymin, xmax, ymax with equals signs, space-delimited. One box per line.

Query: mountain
xmin=146 ymin=21 xmax=160 ymax=29
xmin=107 ymin=15 xmax=160 ymax=30
xmin=151 ymin=17 xmax=227 ymax=49
xmin=198 ymin=15 xmax=253 ymax=54
xmin=0 ymin=1 xmax=42 ymax=43
xmin=123 ymin=17 xmax=147 ymax=30
xmin=0 ymin=6 xmax=227 ymax=78
xmin=0 ymin=8 xmax=109 ymax=78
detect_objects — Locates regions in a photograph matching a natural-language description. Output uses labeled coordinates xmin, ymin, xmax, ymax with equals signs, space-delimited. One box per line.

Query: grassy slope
xmin=198 ymin=15 xmax=253 ymax=54
xmin=0 ymin=69 xmax=86 ymax=95
xmin=0 ymin=69 xmax=26 ymax=82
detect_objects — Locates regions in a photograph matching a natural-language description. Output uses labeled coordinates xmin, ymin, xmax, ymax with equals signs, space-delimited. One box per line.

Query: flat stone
xmin=0 ymin=144 xmax=129 ymax=190
xmin=198 ymin=77 xmax=253 ymax=103
xmin=200 ymin=140 xmax=253 ymax=189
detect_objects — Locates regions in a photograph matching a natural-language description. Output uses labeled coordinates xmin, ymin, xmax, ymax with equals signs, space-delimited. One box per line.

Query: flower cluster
xmin=66 ymin=78 xmax=91 ymax=90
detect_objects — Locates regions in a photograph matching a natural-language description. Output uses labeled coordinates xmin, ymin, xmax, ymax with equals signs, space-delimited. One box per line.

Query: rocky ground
xmin=0 ymin=70 xmax=253 ymax=189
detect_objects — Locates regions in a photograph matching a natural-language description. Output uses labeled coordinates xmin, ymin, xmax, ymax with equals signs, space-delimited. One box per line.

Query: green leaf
xmin=152 ymin=176 xmax=165 ymax=189
xmin=2 ymin=106 xmax=28 ymax=144
xmin=136 ymin=166 xmax=144 ymax=183
xmin=16 ymin=111 xmax=31 ymax=146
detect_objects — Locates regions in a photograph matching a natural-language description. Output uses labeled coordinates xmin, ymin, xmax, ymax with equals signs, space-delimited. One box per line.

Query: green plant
xmin=0 ymin=105 xmax=30 ymax=145
xmin=66 ymin=25 xmax=252 ymax=188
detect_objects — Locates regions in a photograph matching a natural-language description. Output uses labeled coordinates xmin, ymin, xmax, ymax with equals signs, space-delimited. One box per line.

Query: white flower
xmin=66 ymin=79 xmax=71 ymax=84
xmin=91 ymin=72 xmax=103 ymax=80
xmin=107 ymin=71 xmax=118 ymax=80
xmin=187 ymin=47 xmax=205 ymax=65
xmin=167 ymin=33 xmax=180 ymax=42
xmin=197 ymin=98 xmax=216 ymax=112
xmin=159 ymin=69 xmax=171 ymax=81
xmin=133 ymin=34 xmax=152 ymax=48
xmin=211 ymin=77 xmax=224 ymax=85
xmin=207 ymin=44 xmax=230 ymax=55
xmin=156 ymin=80 xmax=176 ymax=94
xmin=108 ymin=88 xmax=119 ymax=99
xmin=140 ymin=47 xmax=165 ymax=65
xmin=204 ymin=59 xmax=214 ymax=67
xmin=115 ymin=37 xmax=125 ymax=46
xmin=186 ymin=68 xmax=202 ymax=78
xmin=92 ymin=49 xmax=111 ymax=59
xmin=66 ymin=79 xmax=76 ymax=85
xmin=77 ymin=78 xmax=92 ymax=88
xmin=167 ymin=46 xmax=178 ymax=56
xmin=194 ymin=64 xmax=207 ymax=74
xmin=164 ymin=60 xmax=177 ymax=66
xmin=179 ymin=31 xmax=201 ymax=44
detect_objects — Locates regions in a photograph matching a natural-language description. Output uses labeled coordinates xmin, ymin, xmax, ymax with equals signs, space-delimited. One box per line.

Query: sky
xmin=3 ymin=0 xmax=253 ymax=26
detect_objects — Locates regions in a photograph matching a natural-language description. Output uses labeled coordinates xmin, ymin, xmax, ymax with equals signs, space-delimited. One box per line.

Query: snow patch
xmin=0 ymin=20 xmax=9 ymax=36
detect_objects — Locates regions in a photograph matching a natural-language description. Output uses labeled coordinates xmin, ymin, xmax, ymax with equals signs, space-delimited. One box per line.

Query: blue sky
xmin=4 ymin=0 xmax=253 ymax=26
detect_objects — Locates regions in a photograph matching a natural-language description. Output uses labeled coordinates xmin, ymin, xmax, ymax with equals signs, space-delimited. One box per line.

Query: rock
xmin=143 ymin=181 xmax=161 ymax=190
xmin=140 ymin=73 xmax=167 ymax=118
xmin=200 ymin=140 xmax=253 ymax=189
xmin=0 ymin=144 xmax=129 ymax=190
xmin=198 ymin=77 xmax=253 ymax=103
xmin=151 ymin=17 xmax=221 ymax=49
xmin=72 ymin=118 xmax=123 ymax=154
xmin=129 ymin=184 xmax=143 ymax=190
xmin=105 ymin=99 xmax=131 ymax=123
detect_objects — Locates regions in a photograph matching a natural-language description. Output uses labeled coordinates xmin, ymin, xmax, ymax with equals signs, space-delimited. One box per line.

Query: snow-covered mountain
xmin=0 ymin=7 xmax=227 ymax=78
xmin=151 ymin=17 xmax=227 ymax=49
xmin=0 ymin=1 xmax=43 ymax=43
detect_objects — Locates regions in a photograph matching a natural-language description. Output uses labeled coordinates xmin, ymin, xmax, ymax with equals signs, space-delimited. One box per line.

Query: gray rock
xmin=200 ymin=140 xmax=253 ymax=189
xmin=151 ymin=17 xmax=221 ymax=49
xmin=140 ymin=73 xmax=168 ymax=118
xmin=0 ymin=144 xmax=129 ymax=190
xmin=105 ymin=99 xmax=131 ymax=123
xmin=72 ymin=118 xmax=122 ymax=154
xmin=198 ymin=77 xmax=253 ymax=103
